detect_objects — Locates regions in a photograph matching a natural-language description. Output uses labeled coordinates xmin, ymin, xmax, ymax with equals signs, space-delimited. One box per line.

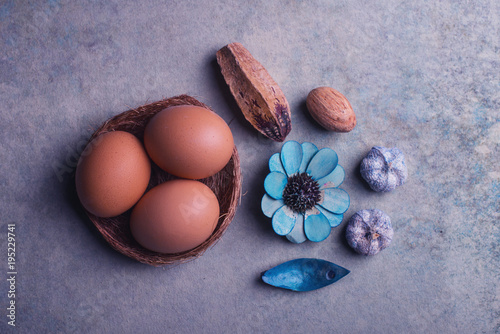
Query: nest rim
xmin=81 ymin=94 xmax=242 ymax=266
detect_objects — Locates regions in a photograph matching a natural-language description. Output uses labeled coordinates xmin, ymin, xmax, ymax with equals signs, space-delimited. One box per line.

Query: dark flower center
xmin=282 ymin=172 xmax=321 ymax=213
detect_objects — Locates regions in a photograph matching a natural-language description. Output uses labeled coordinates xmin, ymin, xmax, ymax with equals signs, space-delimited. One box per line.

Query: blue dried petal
xmin=318 ymin=188 xmax=350 ymax=214
xmin=261 ymin=194 xmax=284 ymax=218
xmin=280 ymin=140 xmax=303 ymax=176
xmin=272 ymin=205 xmax=298 ymax=235
xmin=298 ymin=142 xmax=319 ymax=173
xmin=304 ymin=211 xmax=331 ymax=242
xmin=268 ymin=153 xmax=286 ymax=174
xmin=317 ymin=206 xmax=344 ymax=228
xmin=317 ymin=165 xmax=345 ymax=189
xmin=286 ymin=213 xmax=306 ymax=243
xmin=261 ymin=258 xmax=350 ymax=292
xmin=360 ymin=146 xmax=408 ymax=192
xmin=264 ymin=172 xmax=287 ymax=200
xmin=306 ymin=148 xmax=339 ymax=180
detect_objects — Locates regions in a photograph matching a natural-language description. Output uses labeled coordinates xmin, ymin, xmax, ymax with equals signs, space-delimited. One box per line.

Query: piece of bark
xmin=216 ymin=42 xmax=291 ymax=142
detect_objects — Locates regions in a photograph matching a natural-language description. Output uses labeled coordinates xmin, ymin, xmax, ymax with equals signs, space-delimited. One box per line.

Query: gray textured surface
xmin=1 ymin=0 xmax=499 ymax=333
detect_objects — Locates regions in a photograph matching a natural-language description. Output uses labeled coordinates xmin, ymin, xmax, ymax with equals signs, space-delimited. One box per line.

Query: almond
xmin=306 ymin=87 xmax=356 ymax=132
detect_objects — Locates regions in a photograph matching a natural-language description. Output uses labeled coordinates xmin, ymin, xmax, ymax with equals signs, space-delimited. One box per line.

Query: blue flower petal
xmin=286 ymin=213 xmax=306 ymax=243
xmin=268 ymin=153 xmax=286 ymax=174
xmin=306 ymin=148 xmax=339 ymax=180
xmin=264 ymin=172 xmax=288 ymax=200
xmin=261 ymin=194 xmax=284 ymax=218
xmin=317 ymin=165 xmax=345 ymax=189
xmin=280 ymin=141 xmax=303 ymax=176
xmin=298 ymin=142 xmax=318 ymax=173
xmin=318 ymin=188 xmax=350 ymax=214
xmin=304 ymin=211 xmax=331 ymax=242
xmin=316 ymin=205 xmax=344 ymax=227
xmin=272 ymin=205 xmax=298 ymax=235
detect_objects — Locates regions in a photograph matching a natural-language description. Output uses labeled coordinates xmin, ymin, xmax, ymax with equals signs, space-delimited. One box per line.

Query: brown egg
xmin=75 ymin=131 xmax=151 ymax=218
xmin=144 ymin=105 xmax=234 ymax=179
xmin=130 ymin=179 xmax=220 ymax=254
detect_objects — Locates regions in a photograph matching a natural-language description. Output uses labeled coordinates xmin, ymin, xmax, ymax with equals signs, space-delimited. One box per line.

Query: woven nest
xmin=82 ymin=95 xmax=242 ymax=266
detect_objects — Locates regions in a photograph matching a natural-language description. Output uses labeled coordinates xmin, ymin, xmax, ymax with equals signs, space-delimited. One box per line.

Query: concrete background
xmin=0 ymin=0 xmax=499 ymax=333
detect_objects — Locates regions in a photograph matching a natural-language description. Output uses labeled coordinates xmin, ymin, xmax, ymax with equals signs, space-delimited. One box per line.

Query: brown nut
xmin=306 ymin=87 xmax=356 ymax=132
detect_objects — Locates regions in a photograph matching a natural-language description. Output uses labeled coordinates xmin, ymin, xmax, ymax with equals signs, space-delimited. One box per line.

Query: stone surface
xmin=0 ymin=0 xmax=499 ymax=333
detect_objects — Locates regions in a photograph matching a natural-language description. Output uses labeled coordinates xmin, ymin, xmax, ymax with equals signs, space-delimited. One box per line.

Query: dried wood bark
xmin=216 ymin=43 xmax=291 ymax=142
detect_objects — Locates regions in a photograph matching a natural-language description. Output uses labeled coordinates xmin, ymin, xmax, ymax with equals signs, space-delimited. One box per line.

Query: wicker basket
xmin=81 ymin=95 xmax=241 ymax=266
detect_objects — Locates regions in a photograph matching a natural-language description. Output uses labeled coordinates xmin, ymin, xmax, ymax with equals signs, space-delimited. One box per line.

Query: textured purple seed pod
xmin=346 ymin=209 xmax=393 ymax=255
xmin=360 ymin=146 xmax=408 ymax=192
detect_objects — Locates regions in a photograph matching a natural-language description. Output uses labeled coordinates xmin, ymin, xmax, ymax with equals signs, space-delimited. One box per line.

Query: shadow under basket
xmin=82 ymin=95 xmax=242 ymax=266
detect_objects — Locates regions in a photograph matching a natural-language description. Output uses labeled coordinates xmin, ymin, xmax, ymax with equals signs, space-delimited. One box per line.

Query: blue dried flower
xmin=261 ymin=141 xmax=350 ymax=243
xmin=345 ymin=209 xmax=393 ymax=255
xmin=360 ymin=146 xmax=408 ymax=192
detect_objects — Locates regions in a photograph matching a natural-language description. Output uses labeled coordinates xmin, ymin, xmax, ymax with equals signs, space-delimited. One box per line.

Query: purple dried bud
xmin=346 ymin=209 xmax=393 ymax=255
xmin=360 ymin=146 xmax=408 ymax=192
